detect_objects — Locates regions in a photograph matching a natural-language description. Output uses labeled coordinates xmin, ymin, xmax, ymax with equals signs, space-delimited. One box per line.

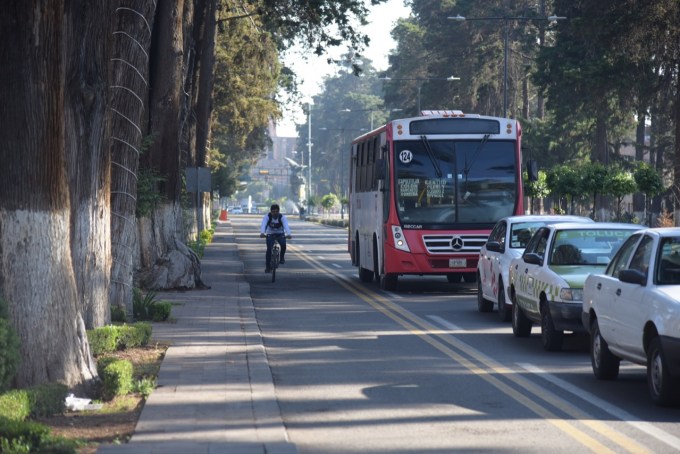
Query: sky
xmin=276 ymin=0 xmax=410 ymax=137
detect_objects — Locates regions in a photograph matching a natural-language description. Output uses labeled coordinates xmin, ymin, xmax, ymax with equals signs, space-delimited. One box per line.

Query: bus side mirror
xmin=527 ymin=160 xmax=538 ymax=182
xmin=376 ymin=159 xmax=386 ymax=180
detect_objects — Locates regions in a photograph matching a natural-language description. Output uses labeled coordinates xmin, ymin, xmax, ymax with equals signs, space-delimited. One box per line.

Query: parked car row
xmin=476 ymin=215 xmax=680 ymax=406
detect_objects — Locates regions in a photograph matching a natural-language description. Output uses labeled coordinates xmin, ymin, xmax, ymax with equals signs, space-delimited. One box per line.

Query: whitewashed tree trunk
xmin=136 ymin=0 xmax=209 ymax=290
xmin=65 ymin=0 xmax=113 ymax=328
xmin=137 ymin=202 xmax=204 ymax=290
xmin=109 ymin=1 xmax=157 ymax=318
xmin=0 ymin=1 xmax=96 ymax=390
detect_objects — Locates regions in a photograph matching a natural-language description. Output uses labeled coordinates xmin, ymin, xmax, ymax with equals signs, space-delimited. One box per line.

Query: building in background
xmin=250 ymin=120 xmax=300 ymax=212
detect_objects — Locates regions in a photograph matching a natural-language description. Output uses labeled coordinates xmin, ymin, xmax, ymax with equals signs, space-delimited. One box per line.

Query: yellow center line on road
xmin=292 ymin=247 xmax=651 ymax=454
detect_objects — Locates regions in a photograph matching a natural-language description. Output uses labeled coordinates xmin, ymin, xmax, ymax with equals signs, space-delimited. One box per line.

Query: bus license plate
xmin=449 ymin=258 xmax=466 ymax=268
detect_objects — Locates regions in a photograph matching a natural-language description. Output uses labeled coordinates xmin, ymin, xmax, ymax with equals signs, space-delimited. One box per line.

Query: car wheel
xmin=540 ymin=302 xmax=564 ymax=352
xmin=647 ymin=336 xmax=680 ymax=406
xmin=511 ymin=293 xmax=532 ymax=338
xmin=477 ymin=274 xmax=494 ymax=313
xmin=497 ymin=279 xmax=511 ymax=322
xmin=590 ymin=318 xmax=620 ymax=380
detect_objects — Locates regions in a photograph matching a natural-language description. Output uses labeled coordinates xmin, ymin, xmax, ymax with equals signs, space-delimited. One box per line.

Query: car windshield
xmin=656 ymin=236 xmax=680 ymax=285
xmin=549 ymin=229 xmax=636 ymax=266
xmin=394 ymin=140 xmax=517 ymax=226
xmin=510 ymin=222 xmax=551 ymax=249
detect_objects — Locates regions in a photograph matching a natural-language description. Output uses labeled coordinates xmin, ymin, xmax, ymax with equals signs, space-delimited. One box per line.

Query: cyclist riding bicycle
xmin=259 ymin=204 xmax=292 ymax=273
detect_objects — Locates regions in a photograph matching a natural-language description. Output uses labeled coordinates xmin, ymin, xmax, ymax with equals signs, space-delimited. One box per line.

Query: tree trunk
xmin=192 ymin=0 xmax=219 ymax=233
xmin=632 ymin=107 xmax=646 ymax=216
xmin=136 ymin=0 xmax=216 ymax=290
xmin=0 ymin=1 xmax=96 ymax=390
xmin=65 ymin=0 xmax=114 ymax=328
xmin=674 ymin=63 xmax=680 ymax=226
xmin=136 ymin=0 xmax=199 ymax=290
xmin=109 ymin=0 xmax=157 ymax=318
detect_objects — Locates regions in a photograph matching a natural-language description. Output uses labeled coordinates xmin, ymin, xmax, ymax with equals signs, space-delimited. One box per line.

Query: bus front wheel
xmin=380 ymin=273 xmax=398 ymax=291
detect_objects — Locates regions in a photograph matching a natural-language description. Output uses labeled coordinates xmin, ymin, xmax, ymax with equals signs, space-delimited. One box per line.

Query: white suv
xmin=582 ymin=227 xmax=680 ymax=406
xmin=477 ymin=215 xmax=592 ymax=321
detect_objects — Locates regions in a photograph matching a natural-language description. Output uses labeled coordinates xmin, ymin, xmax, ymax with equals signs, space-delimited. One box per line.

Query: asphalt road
xmin=231 ymin=215 xmax=680 ymax=454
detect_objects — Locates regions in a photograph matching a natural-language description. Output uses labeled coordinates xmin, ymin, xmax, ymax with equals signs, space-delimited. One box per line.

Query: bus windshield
xmin=394 ymin=140 xmax=517 ymax=226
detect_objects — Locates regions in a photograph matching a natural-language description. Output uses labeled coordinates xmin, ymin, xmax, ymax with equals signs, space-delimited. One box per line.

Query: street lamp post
xmin=448 ymin=14 xmax=566 ymax=118
xmin=380 ymin=77 xmax=460 ymax=113
xmin=306 ymin=102 xmax=313 ymax=215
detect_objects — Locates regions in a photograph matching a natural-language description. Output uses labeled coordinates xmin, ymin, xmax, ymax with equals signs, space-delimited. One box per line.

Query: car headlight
xmin=559 ymin=288 xmax=583 ymax=301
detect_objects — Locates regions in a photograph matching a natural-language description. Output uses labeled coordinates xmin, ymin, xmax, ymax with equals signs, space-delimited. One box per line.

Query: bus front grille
xmin=422 ymin=234 xmax=488 ymax=254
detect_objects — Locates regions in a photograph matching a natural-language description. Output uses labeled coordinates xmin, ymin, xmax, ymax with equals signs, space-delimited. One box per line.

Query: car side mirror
xmin=618 ymin=269 xmax=646 ymax=286
xmin=486 ymin=241 xmax=503 ymax=253
xmin=523 ymin=253 xmax=542 ymax=265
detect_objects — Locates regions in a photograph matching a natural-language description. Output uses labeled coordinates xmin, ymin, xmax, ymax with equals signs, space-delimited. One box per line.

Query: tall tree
xmin=0 ymin=1 xmax=97 ymax=389
xmin=65 ymin=0 xmax=114 ymax=328
xmin=109 ymin=1 xmax=158 ymax=316
xmin=136 ymin=0 xmax=205 ymax=291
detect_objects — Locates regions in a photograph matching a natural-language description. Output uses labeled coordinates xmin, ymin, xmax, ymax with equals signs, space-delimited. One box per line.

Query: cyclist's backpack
xmin=267 ymin=213 xmax=284 ymax=231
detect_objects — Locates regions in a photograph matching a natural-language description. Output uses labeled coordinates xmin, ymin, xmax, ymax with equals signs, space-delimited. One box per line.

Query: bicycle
xmin=270 ymin=241 xmax=281 ymax=283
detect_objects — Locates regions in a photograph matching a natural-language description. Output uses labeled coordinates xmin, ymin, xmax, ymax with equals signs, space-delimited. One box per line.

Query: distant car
xmin=508 ymin=222 xmax=640 ymax=351
xmin=230 ymin=207 xmax=243 ymax=214
xmin=478 ymin=215 xmax=593 ymax=321
xmin=582 ymin=227 xmax=680 ymax=406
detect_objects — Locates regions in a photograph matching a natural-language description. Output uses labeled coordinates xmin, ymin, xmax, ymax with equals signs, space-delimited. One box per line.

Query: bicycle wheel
xmin=271 ymin=246 xmax=279 ymax=283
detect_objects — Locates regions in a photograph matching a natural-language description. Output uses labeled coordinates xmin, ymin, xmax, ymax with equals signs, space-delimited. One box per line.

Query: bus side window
xmin=357 ymin=142 xmax=364 ymax=192
xmin=367 ymin=140 xmax=374 ymax=191
xmin=360 ymin=142 xmax=367 ymax=192
xmin=371 ymin=137 xmax=379 ymax=189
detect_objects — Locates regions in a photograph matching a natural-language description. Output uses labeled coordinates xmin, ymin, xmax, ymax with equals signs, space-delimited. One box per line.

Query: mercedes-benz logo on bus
xmin=450 ymin=236 xmax=464 ymax=251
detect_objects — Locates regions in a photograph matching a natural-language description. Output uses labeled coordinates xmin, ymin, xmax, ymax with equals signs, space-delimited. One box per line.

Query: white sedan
xmin=509 ymin=222 xmax=640 ymax=351
xmin=582 ymin=227 xmax=680 ymax=406
xmin=477 ymin=215 xmax=592 ymax=321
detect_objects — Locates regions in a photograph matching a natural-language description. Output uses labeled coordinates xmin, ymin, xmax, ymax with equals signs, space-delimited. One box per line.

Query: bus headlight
xmin=392 ymin=226 xmax=410 ymax=252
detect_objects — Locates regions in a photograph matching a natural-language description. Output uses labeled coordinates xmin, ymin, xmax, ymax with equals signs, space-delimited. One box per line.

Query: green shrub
xmin=132 ymin=376 xmax=156 ymax=399
xmin=0 ymin=416 xmax=77 ymax=453
xmin=96 ymin=356 xmax=118 ymax=374
xmin=87 ymin=325 xmax=119 ymax=356
xmin=100 ymin=359 xmax=133 ymax=401
xmin=0 ymin=318 xmax=20 ymax=393
xmin=150 ymin=301 xmax=172 ymax=321
xmin=26 ymin=383 xmax=67 ymax=418
xmin=117 ymin=324 xmax=147 ymax=349
xmin=27 ymin=383 xmax=68 ymax=418
xmin=0 ymin=383 xmax=66 ymax=422
xmin=0 ymin=390 xmax=31 ymax=421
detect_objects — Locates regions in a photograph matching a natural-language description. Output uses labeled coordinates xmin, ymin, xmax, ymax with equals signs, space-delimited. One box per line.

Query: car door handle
xmin=616 ymin=289 xmax=621 ymax=296
xmin=596 ymin=283 xmax=602 ymax=290
xmin=524 ymin=268 xmax=528 ymax=274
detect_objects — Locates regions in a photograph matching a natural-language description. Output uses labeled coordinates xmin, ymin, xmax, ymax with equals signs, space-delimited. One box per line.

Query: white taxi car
xmin=582 ymin=227 xmax=680 ymax=406
xmin=509 ymin=222 xmax=640 ymax=351
xmin=478 ymin=215 xmax=592 ymax=321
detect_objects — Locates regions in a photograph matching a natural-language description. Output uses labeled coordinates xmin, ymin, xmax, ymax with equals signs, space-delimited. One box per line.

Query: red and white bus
xmin=348 ymin=110 xmax=525 ymax=291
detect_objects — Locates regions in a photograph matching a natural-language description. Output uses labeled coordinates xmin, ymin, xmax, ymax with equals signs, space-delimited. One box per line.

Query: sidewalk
xmin=98 ymin=221 xmax=297 ymax=454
